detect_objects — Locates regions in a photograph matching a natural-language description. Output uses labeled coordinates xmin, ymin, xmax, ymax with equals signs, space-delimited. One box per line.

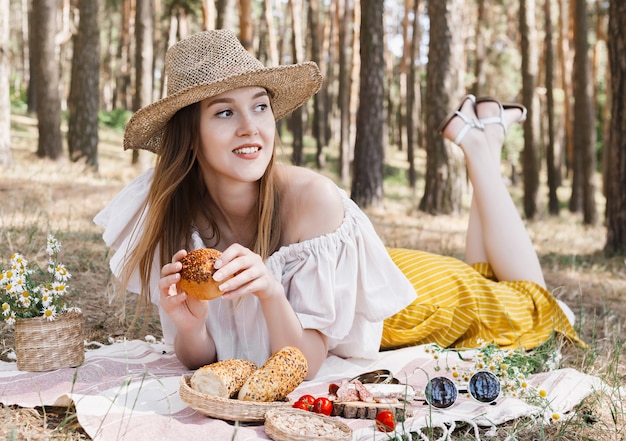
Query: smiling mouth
xmin=233 ymin=146 xmax=260 ymax=154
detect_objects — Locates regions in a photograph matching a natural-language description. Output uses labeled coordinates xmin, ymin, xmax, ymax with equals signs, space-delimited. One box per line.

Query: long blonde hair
xmin=121 ymin=102 xmax=282 ymax=304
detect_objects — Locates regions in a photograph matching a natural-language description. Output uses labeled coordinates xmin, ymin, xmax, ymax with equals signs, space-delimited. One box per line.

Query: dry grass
xmin=1 ymin=113 xmax=624 ymax=440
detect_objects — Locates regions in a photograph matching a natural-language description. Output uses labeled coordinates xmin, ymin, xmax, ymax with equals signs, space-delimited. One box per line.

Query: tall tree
xmin=68 ymin=0 xmax=100 ymax=169
xmin=337 ymin=0 xmax=354 ymax=184
xmin=545 ymin=0 xmax=559 ymax=215
xmin=308 ymin=0 xmax=327 ymax=169
xmin=604 ymin=0 xmax=626 ymax=255
xmin=520 ymin=0 xmax=540 ymax=219
xmin=32 ymin=0 xmax=63 ymax=159
xmin=406 ymin=0 xmax=421 ymax=189
xmin=131 ymin=0 xmax=154 ymax=165
xmin=287 ymin=0 xmax=305 ymax=166
xmin=114 ymin=0 xmax=133 ymax=110
xmin=558 ymin=0 xmax=575 ymax=186
xmin=259 ymin=0 xmax=278 ymax=66
xmin=471 ymin=0 xmax=486 ymax=97
xmin=215 ymin=0 xmax=235 ymax=30
xmin=420 ymin=0 xmax=465 ymax=214
xmin=351 ymin=0 xmax=384 ymax=209
xmin=239 ymin=0 xmax=253 ymax=50
xmin=0 ymin=0 xmax=11 ymax=166
xmin=572 ymin=0 xmax=597 ymax=224
xmin=201 ymin=0 xmax=215 ymax=30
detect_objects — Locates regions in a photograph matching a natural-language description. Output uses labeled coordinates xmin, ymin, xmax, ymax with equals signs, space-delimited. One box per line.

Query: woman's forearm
xmin=173 ymin=324 xmax=217 ymax=370
xmin=260 ymin=282 xmax=328 ymax=379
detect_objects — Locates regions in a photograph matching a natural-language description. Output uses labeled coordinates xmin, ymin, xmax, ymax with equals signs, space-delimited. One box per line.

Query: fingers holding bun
xmin=179 ymin=248 xmax=227 ymax=300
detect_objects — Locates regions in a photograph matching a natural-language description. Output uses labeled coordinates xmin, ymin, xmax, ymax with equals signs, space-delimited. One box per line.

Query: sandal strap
xmin=478 ymin=115 xmax=507 ymax=132
xmin=453 ymin=111 xmax=484 ymax=145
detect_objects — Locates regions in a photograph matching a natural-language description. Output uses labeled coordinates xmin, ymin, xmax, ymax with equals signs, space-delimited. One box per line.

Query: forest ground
xmin=1 ymin=112 xmax=625 ymax=440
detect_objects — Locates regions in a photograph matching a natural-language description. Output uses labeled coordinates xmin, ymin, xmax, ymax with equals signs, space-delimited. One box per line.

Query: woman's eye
xmin=255 ymin=103 xmax=269 ymax=112
xmin=216 ymin=109 xmax=233 ymax=117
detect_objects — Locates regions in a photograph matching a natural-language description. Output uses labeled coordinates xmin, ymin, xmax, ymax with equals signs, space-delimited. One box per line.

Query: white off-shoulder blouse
xmin=94 ymin=168 xmax=417 ymax=367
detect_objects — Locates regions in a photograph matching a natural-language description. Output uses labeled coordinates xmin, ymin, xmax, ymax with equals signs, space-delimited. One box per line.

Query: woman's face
xmin=197 ymin=86 xmax=276 ymax=184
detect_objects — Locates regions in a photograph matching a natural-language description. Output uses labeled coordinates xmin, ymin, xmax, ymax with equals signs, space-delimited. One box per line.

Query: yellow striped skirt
xmin=381 ymin=248 xmax=583 ymax=351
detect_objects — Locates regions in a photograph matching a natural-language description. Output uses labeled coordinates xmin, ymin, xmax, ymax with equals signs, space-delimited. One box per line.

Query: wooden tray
xmin=332 ymin=400 xmax=413 ymax=420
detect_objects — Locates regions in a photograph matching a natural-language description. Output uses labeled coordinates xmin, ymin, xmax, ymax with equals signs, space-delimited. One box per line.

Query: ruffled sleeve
xmin=265 ymin=191 xmax=417 ymax=359
xmin=93 ymin=168 xmax=162 ymax=299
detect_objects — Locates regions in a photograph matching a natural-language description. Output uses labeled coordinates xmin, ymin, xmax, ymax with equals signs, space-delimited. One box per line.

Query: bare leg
xmin=440 ymin=98 xmax=545 ymax=287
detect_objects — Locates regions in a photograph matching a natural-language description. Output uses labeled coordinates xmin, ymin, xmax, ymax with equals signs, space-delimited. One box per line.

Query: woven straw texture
xmin=179 ymin=374 xmax=291 ymax=422
xmin=14 ymin=311 xmax=84 ymax=372
xmin=264 ymin=408 xmax=352 ymax=441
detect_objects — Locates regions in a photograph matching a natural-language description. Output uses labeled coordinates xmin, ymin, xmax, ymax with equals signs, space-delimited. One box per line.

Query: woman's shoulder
xmin=277 ymin=165 xmax=345 ymax=244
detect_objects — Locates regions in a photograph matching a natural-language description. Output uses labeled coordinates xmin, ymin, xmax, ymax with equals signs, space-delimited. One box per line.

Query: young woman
xmin=95 ymin=30 xmax=580 ymax=379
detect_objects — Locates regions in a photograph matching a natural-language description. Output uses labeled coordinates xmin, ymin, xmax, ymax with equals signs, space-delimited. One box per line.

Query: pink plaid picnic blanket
xmin=0 ymin=340 xmax=604 ymax=441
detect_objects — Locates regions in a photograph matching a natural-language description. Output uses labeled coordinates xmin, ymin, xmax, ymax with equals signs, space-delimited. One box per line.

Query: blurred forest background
xmin=0 ymin=0 xmax=625 ymax=255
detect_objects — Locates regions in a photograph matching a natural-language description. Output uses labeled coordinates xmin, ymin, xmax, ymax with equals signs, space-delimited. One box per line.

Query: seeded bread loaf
xmin=190 ymin=359 xmax=258 ymax=398
xmin=237 ymin=346 xmax=308 ymax=402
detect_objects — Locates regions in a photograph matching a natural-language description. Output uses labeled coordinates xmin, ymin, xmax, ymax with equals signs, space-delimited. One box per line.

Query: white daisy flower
xmin=42 ymin=305 xmax=57 ymax=321
xmin=46 ymin=235 xmax=61 ymax=255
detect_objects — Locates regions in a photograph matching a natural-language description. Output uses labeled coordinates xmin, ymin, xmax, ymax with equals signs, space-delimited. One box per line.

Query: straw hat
xmin=123 ymin=29 xmax=323 ymax=152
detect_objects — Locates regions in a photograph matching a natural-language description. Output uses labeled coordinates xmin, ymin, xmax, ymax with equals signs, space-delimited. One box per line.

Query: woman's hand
xmin=212 ymin=244 xmax=283 ymax=301
xmin=158 ymin=249 xmax=209 ymax=333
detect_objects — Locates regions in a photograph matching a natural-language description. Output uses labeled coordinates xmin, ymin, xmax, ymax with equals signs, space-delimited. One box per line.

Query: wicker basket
xmin=179 ymin=374 xmax=293 ymax=422
xmin=14 ymin=311 xmax=85 ymax=372
xmin=264 ymin=408 xmax=353 ymax=441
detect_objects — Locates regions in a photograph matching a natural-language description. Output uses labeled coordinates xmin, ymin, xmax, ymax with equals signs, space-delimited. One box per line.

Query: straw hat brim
xmin=123 ymin=61 xmax=322 ymax=152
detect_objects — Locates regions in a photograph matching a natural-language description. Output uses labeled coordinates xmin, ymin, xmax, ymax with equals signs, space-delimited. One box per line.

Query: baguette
xmin=190 ymin=358 xmax=258 ymax=398
xmin=237 ymin=346 xmax=308 ymax=402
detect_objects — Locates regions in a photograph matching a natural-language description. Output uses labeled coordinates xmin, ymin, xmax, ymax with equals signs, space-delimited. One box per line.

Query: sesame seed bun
xmin=179 ymin=248 xmax=227 ymax=300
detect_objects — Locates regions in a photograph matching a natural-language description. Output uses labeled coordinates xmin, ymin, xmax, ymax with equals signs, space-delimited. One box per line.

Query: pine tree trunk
xmin=545 ymin=0 xmax=559 ymax=215
xmin=308 ymin=0 xmax=326 ymax=169
xmin=604 ymin=0 xmax=626 ymax=255
xmin=351 ymin=0 xmax=384 ymax=209
xmin=288 ymin=0 xmax=304 ymax=166
xmin=406 ymin=0 xmax=420 ymax=189
xmin=572 ymin=0 xmax=597 ymax=225
xmin=32 ymin=0 xmax=63 ymax=160
xmin=129 ymin=0 xmax=153 ymax=165
xmin=0 ymin=0 xmax=12 ymax=166
xmin=67 ymin=0 xmax=101 ymax=169
xmin=419 ymin=0 xmax=465 ymax=215
xmin=337 ymin=0 xmax=353 ymax=185
xmin=239 ymin=0 xmax=253 ymax=50
xmin=520 ymin=0 xmax=540 ymax=219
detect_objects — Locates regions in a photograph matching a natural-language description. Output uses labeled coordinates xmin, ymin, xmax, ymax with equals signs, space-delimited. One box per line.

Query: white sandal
xmin=437 ymin=94 xmax=484 ymax=146
xmin=476 ymin=96 xmax=527 ymax=134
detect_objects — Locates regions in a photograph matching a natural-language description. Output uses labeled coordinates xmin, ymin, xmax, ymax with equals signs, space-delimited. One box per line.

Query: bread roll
xmin=190 ymin=359 xmax=258 ymax=398
xmin=237 ymin=346 xmax=308 ymax=402
xmin=180 ymin=248 xmax=227 ymax=300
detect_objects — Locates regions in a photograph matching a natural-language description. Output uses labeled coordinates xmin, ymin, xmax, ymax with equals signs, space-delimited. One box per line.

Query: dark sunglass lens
xmin=425 ymin=377 xmax=458 ymax=408
xmin=469 ymin=371 xmax=500 ymax=403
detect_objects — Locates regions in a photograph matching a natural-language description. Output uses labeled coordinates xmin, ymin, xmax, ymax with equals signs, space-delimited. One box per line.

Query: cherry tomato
xmin=297 ymin=394 xmax=316 ymax=406
xmin=313 ymin=397 xmax=333 ymax=416
xmin=292 ymin=400 xmax=310 ymax=411
xmin=375 ymin=410 xmax=396 ymax=432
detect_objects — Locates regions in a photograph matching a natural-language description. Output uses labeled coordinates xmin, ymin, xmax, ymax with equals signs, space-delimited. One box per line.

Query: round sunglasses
xmin=424 ymin=371 xmax=501 ymax=409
